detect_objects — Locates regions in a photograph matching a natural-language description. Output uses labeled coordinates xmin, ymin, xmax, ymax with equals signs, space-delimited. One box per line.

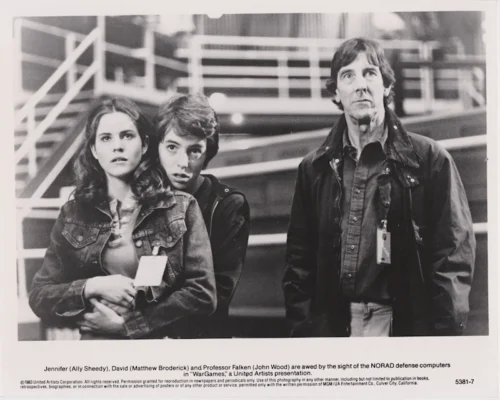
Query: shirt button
xmin=224 ymin=188 xmax=229 ymax=193
xmin=355 ymin=189 xmax=361 ymax=194
xmin=350 ymin=245 xmax=355 ymax=250
xmin=77 ymin=235 xmax=83 ymax=242
xmin=386 ymin=167 xmax=391 ymax=173
xmin=410 ymin=178 xmax=415 ymax=183
xmin=353 ymin=217 xmax=358 ymax=222
xmin=346 ymin=273 xmax=352 ymax=278
xmin=393 ymin=125 xmax=398 ymax=130
xmin=135 ymin=240 xmax=143 ymax=248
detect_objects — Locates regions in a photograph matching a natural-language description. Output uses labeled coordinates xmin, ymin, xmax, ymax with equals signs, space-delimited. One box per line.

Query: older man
xmin=283 ymin=37 xmax=475 ymax=337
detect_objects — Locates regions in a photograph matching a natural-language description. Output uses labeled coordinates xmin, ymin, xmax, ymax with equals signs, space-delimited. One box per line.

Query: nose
xmin=354 ymin=74 xmax=368 ymax=92
xmin=176 ymin=151 xmax=189 ymax=169
xmin=112 ymin=136 xmax=124 ymax=152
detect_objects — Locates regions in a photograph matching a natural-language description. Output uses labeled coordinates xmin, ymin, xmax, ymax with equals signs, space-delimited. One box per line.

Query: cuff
xmin=136 ymin=282 xmax=168 ymax=303
xmin=54 ymin=279 xmax=88 ymax=317
xmin=122 ymin=310 xmax=150 ymax=339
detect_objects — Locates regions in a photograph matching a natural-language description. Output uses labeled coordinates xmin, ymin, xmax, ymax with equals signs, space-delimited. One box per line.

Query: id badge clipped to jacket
xmin=134 ymin=245 xmax=168 ymax=287
xmin=377 ymin=219 xmax=391 ymax=265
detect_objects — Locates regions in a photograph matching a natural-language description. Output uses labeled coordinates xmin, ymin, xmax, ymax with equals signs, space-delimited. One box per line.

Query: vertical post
xmin=143 ymin=19 xmax=155 ymax=91
xmin=16 ymin=213 xmax=28 ymax=301
xmin=420 ymin=42 xmax=433 ymax=114
xmin=188 ymin=36 xmax=202 ymax=94
xmin=65 ymin=33 xmax=76 ymax=91
xmin=309 ymin=45 xmax=321 ymax=99
xmin=27 ymin=108 xmax=37 ymax=178
xmin=277 ymin=53 xmax=289 ymax=99
xmin=454 ymin=39 xmax=471 ymax=108
xmin=94 ymin=16 xmax=106 ymax=95
xmin=13 ymin=18 xmax=23 ymax=100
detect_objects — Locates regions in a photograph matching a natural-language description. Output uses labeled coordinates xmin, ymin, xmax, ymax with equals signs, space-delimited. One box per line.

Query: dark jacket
xmin=283 ymin=108 xmax=475 ymax=337
xmin=29 ymin=190 xmax=216 ymax=339
xmin=171 ymin=174 xmax=250 ymax=338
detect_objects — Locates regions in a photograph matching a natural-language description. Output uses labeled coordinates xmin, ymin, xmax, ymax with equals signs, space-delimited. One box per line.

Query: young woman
xmin=153 ymin=94 xmax=250 ymax=338
xmin=29 ymin=97 xmax=216 ymax=339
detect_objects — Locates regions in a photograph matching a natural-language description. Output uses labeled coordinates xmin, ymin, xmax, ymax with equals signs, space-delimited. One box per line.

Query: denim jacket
xmin=283 ymin=107 xmax=475 ymax=337
xmin=29 ymin=189 xmax=217 ymax=339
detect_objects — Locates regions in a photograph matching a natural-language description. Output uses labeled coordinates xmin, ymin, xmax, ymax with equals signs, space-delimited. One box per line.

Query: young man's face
xmin=334 ymin=52 xmax=390 ymax=124
xmin=158 ymin=129 xmax=207 ymax=194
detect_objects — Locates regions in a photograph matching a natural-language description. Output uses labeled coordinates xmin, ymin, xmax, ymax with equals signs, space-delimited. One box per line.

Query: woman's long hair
xmin=73 ymin=97 xmax=167 ymax=206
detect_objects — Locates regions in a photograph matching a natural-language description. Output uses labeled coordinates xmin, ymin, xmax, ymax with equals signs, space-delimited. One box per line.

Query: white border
xmin=2 ymin=1 xmax=499 ymax=399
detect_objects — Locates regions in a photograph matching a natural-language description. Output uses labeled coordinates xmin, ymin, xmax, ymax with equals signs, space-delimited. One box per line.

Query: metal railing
xmin=14 ymin=20 xmax=102 ymax=185
xmin=14 ymin=18 xmax=486 ymax=192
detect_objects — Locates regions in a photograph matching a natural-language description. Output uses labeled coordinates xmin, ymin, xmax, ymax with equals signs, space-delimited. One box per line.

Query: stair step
xmin=15 ymin=89 xmax=94 ymax=110
xmin=16 ymin=148 xmax=53 ymax=166
xmin=15 ymin=117 xmax=72 ymax=134
xmin=16 ymin=102 xmax=89 ymax=121
xmin=14 ymin=132 xmax=65 ymax=146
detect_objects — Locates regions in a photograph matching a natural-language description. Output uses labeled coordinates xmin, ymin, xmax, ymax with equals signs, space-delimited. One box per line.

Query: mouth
xmin=354 ymin=99 xmax=371 ymax=104
xmin=111 ymin=157 xmax=128 ymax=163
xmin=171 ymin=173 xmax=191 ymax=183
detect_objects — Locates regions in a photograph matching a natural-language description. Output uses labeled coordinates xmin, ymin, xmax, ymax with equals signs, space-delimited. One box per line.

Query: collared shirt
xmin=102 ymin=191 xmax=142 ymax=278
xmin=340 ymin=122 xmax=393 ymax=302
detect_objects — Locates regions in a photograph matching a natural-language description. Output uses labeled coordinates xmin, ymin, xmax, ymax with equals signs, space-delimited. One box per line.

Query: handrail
xmin=15 ymin=62 xmax=98 ymax=165
xmin=104 ymin=41 xmax=187 ymax=73
xmin=207 ymin=135 xmax=487 ymax=179
xmin=15 ymin=28 xmax=99 ymax=127
xmin=14 ymin=223 xmax=489 ymax=259
xmin=19 ymin=18 xmax=88 ymax=41
xmin=218 ymin=108 xmax=486 ymax=153
xmin=193 ymin=34 xmax=430 ymax=49
xmin=21 ymin=53 xmax=88 ymax=74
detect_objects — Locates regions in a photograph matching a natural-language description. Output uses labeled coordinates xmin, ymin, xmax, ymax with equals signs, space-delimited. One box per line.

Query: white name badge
xmin=134 ymin=256 xmax=168 ymax=287
xmin=376 ymin=228 xmax=391 ymax=265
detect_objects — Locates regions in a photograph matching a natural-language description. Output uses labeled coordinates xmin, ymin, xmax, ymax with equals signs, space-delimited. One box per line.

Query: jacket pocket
xmin=61 ymin=223 xmax=100 ymax=267
xmin=62 ymin=223 xmax=100 ymax=248
xmin=148 ymin=218 xmax=187 ymax=286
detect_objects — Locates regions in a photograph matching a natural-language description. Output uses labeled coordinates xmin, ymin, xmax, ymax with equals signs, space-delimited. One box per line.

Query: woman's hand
xmin=78 ymin=298 xmax=127 ymax=336
xmin=99 ymin=298 xmax=132 ymax=316
xmin=84 ymin=275 xmax=136 ymax=308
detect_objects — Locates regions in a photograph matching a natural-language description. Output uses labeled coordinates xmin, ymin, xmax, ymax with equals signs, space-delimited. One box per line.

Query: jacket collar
xmin=94 ymin=187 xmax=177 ymax=216
xmin=313 ymin=106 xmax=420 ymax=169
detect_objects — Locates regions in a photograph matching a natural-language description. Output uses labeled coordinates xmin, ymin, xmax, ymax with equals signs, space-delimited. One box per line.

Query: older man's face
xmin=334 ymin=52 xmax=390 ymax=123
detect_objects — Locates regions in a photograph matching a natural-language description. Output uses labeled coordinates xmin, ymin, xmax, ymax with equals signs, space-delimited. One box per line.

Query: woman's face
xmin=91 ymin=112 xmax=147 ymax=182
xmin=158 ymin=129 xmax=207 ymax=194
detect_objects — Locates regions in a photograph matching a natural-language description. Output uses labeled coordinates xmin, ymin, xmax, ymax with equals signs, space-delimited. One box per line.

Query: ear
xmin=142 ymin=136 xmax=149 ymax=155
xmin=384 ymin=85 xmax=392 ymax=97
xmin=91 ymin=145 xmax=98 ymax=160
xmin=334 ymin=88 xmax=340 ymax=104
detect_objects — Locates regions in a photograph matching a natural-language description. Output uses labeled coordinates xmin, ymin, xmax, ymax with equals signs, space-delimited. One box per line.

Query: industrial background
xmin=14 ymin=12 xmax=488 ymax=340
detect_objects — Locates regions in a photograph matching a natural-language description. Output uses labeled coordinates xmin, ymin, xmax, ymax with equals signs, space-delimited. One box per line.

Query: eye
xmin=166 ymin=144 xmax=177 ymax=151
xmin=366 ymin=69 xmax=378 ymax=76
xmin=342 ymin=71 xmax=353 ymax=80
xmin=99 ymin=135 xmax=111 ymax=142
xmin=123 ymin=132 xmax=135 ymax=139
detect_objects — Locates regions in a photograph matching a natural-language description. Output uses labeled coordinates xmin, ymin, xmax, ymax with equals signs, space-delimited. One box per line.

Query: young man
xmin=154 ymin=93 xmax=250 ymax=338
xmin=283 ymin=38 xmax=475 ymax=337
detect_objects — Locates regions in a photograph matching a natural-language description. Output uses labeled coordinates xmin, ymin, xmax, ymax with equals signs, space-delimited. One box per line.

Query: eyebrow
xmin=97 ymin=129 xmax=136 ymax=135
xmin=339 ymin=66 xmax=379 ymax=75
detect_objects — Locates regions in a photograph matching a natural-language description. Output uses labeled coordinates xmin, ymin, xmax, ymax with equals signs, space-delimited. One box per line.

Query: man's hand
xmin=84 ymin=275 xmax=136 ymax=308
xmin=78 ymin=298 xmax=127 ymax=336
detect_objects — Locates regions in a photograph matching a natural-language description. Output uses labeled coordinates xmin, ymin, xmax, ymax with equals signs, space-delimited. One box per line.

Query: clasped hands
xmin=78 ymin=275 xmax=137 ymax=336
